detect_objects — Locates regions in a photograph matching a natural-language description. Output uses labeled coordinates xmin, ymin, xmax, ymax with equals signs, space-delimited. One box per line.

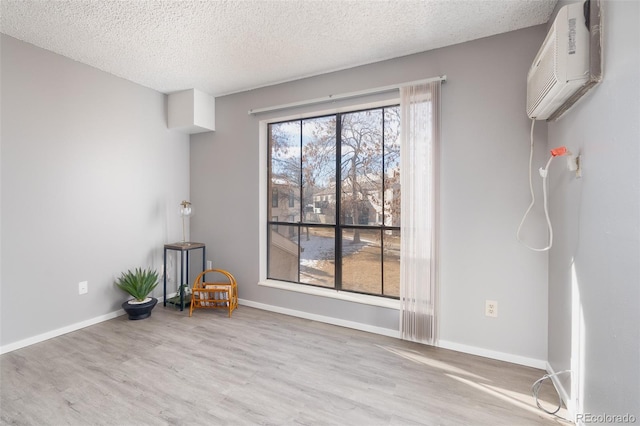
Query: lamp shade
xmin=180 ymin=200 xmax=192 ymax=217
xmin=179 ymin=200 xmax=192 ymax=243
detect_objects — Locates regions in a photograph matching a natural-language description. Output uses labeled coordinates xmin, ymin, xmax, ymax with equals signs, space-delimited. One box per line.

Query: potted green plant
xmin=116 ymin=267 xmax=159 ymax=320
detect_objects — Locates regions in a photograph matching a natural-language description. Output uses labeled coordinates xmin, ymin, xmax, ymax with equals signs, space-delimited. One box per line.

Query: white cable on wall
xmin=516 ymin=119 xmax=557 ymax=252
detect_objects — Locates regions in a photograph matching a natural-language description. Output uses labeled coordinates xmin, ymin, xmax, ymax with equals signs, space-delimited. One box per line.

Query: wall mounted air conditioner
xmin=526 ymin=1 xmax=591 ymax=120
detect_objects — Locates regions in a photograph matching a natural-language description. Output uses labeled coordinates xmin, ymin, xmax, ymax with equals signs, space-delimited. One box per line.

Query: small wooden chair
xmin=189 ymin=269 xmax=238 ymax=317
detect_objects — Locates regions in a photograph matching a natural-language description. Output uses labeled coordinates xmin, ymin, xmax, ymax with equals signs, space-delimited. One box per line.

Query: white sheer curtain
xmin=399 ymin=81 xmax=440 ymax=345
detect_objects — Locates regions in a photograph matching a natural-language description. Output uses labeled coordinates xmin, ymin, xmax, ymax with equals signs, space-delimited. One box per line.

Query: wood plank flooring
xmin=1 ymin=306 xmax=572 ymax=425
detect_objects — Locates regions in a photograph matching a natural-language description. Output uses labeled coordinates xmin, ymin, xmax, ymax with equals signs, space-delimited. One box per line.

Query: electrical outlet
xmin=207 ymin=260 xmax=212 ymax=269
xmin=485 ymin=300 xmax=498 ymax=318
xmin=79 ymin=281 xmax=88 ymax=295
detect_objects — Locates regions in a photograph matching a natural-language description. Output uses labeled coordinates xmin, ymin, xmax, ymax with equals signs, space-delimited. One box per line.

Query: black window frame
xmin=267 ymin=105 xmax=401 ymax=299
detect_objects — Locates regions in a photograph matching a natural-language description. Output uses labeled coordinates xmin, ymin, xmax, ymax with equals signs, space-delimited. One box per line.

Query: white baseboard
xmin=2 ymin=297 xmax=549 ymax=373
xmin=0 ymin=310 xmax=126 ymax=355
xmin=239 ymin=298 xmax=547 ymax=369
xmin=1 ymin=295 xmax=173 ymax=355
xmin=238 ymin=298 xmax=401 ymax=339
xmin=435 ymin=340 xmax=547 ymax=369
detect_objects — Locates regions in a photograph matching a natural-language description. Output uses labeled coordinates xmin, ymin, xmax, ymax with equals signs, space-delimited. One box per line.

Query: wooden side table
xmin=163 ymin=242 xmax=206 ymax=311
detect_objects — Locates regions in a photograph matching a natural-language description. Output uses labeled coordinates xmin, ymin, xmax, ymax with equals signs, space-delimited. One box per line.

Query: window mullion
xmin=381 ymin=109 xmax=386 ymax=296
xmin=298 ymin=120 xmax=303 ymax=283
xmin=335 ymin=114 xmax=342 ymax=291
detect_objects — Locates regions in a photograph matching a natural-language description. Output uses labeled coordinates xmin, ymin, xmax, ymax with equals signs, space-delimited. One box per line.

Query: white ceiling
xmin=1 ymin=0 xmax=557 ymax=96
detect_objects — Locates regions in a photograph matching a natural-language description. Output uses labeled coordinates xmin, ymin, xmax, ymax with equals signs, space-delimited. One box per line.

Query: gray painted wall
xmin=0 ymin=35 xmax=190 ymax=347
xmin=191 ymin=25 xmax=551 ymax=362
xmin=547 ymin=0 xmax=640 ymax=417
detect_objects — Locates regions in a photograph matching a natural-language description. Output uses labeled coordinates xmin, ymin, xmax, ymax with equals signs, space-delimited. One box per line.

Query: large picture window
xmin=267 ymin=106 xmax=401 ymax=298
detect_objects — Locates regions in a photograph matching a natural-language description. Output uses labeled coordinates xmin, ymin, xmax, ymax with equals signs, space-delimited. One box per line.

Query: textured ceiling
xmin=1 ymin=0 xmax=557 ymax=96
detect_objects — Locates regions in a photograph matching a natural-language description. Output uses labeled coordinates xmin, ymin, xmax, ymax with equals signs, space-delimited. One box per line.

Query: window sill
xmin=258 ymin=279 xmax=400 ymax=310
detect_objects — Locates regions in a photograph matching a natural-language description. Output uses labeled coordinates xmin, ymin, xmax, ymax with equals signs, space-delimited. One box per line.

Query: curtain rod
xmin=248 ymin=75 xmax=447 ymax=115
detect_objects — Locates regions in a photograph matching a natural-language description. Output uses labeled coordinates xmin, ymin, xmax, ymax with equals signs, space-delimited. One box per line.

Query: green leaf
xmin=115 ymin=267 xmax=159 ymax=302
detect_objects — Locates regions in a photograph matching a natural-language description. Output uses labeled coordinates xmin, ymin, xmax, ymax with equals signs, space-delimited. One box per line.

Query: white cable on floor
xmin=517 ymin=118 xmax=556 ymax=252
xmin=531 ymin=370 xmax=571 ymax=415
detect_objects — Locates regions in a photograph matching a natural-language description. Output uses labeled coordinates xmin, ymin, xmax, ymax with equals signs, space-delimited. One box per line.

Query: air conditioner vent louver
xmin=527 ymin=28 xmax=558 ymax=116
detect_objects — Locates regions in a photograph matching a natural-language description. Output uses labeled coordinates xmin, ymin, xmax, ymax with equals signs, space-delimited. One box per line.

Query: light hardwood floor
xmin=1 ymin=305 xmax=571 ymax=425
